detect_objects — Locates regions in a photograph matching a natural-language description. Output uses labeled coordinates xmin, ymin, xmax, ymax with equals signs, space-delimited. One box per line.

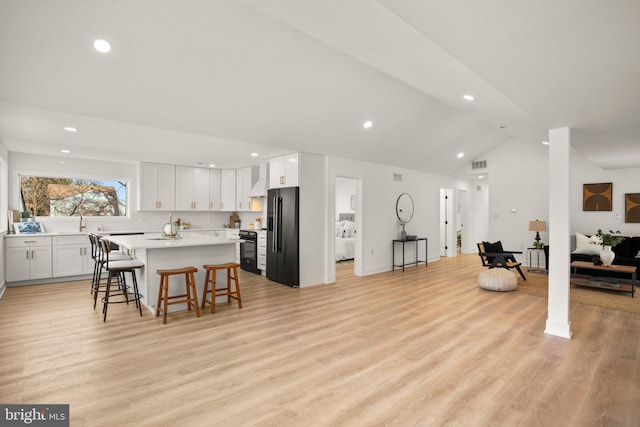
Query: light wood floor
xmin=1 ymin=255 xmax=639 ymax=426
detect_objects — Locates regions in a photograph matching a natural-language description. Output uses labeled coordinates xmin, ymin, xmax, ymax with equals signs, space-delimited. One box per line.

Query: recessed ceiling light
xmin=60 ymin=149 xmax=71 ymax=154
xmin=463 ymin=94 xmax=475 ymax=101
xmin=250 ymin=152 xmax=259 ymax=157
xmin=208 ymin=164 xmax=216 ymax=168
xmin=63 ymin=127 xmax=78 ymax=132
xmin=541 ymin=141 xmax=549 ymax=145
xmin=478 ymin=175 xmax=484 ymax=179
xmin=93 ymin=39 xmax=112 ymax=53
xmin=363 ymin=120 xmax=373 ymax=129
xmin=457 ymin=152 xmax=465 ymax=158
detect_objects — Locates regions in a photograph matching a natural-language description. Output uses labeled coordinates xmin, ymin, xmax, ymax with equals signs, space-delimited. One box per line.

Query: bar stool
xmin=201 ymin=263 xmax=243 ymax=314
xmin=98 ymin=238 xmax=144 ymax=322
xmin=156 ymin=267 xmax=200 ymax=324
xmin=89 ymin=233 xmax=131 ymax=299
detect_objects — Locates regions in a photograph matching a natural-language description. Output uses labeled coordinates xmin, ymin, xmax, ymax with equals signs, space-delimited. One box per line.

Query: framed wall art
xmin=583 ymin=182 xmax=612 ymax=211
xmin=625 ymin=193 xmax=640 ymax=223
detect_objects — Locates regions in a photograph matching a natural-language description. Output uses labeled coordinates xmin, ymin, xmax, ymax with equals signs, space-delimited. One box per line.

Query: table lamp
xmin=528 ymin=220 xmax=546 ymax=247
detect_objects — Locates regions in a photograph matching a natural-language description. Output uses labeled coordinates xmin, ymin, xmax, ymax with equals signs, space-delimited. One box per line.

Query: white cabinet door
xmin=175 ymin=166 xmax=194 ymax=211
xmin=157 ymin=163 xmax=176 ymax=210
xmin=176 ymin=166 xmax=210 ymax=211
xmin=52 ymin=245 xmax=84 ymax=277
xmin=139 ymin=162 xmax=160 ymax=210
xmin=269 ymin=153 xmax=298 ymax=188
xmin=220 ymin=169 xmax=236 ymax=211
xmin=209 ymin=169 xmax=221 ymax=210
xmin=5 ymin=247 xmax=30 ymax=282
xmin=192 ymin=167 xmax=210 ymax=210
xmin=140 ymin=162 xmax=176 ymax=210
xmin=30 ymin=246 xmax=53 ymax=280
xmin=236 ymin=166 xmax=252 ymax=211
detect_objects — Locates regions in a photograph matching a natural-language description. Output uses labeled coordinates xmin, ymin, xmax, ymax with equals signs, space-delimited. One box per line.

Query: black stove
xmin=239 ymin=230 xmax=260 ymax=274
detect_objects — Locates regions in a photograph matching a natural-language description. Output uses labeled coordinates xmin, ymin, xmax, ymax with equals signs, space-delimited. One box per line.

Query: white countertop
xmin=104 ymin=233 xmax=241 ymax=250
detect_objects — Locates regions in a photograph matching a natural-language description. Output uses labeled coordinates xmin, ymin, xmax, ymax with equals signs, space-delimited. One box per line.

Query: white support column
xmin=545 ymin=127 xmax=572 ymax=338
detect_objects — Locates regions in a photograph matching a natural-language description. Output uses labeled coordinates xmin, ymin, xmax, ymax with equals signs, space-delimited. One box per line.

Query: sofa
xmin=570 ymin=233 xmax=640 ymax=278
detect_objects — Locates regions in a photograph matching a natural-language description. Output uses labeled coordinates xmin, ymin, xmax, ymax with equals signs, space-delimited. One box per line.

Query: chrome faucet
xmin=79 ymin=214 xmax=86 ymax=232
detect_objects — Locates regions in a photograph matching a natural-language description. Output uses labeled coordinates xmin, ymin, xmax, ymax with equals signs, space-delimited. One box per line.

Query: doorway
xmin=440 ymin=188 xmax=467 ymax=257
xmin=333 ymin=176 xmax=361 ymax=279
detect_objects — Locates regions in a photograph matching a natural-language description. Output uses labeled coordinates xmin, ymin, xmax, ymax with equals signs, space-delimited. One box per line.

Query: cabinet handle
xmin=280 ymin=176 xmax=285 ymax=185
xmin=26 ymin=250 xmax=29 ymax=260
xmin=31 ymin=250 xmax=35 ymax=259
xmin=159 ymin=201 xmax=162 ymax=209
xmin=221 ymin=202 xmax=224 ymax=209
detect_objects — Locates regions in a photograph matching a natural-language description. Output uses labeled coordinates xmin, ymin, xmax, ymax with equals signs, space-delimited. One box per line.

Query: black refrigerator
xmin=267 ymin=187 xmax=299 ymax=287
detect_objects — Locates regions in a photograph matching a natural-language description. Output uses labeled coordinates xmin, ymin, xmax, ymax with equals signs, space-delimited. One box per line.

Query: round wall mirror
xmin=396 ymin=193 xmax=414 ymax=224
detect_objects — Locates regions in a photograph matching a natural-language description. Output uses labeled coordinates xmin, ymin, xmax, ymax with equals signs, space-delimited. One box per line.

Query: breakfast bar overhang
xmin=104 ymin=233 xmax=239 ymax=314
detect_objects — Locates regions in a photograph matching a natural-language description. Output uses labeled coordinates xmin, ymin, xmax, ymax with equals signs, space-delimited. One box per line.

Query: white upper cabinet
xmin=175 ymin=166 xmax=210 ymax=211
xmin=139 ymin=162 xmax=176 ymax=211
xmin=209 ymin=168 xmax=221 ymax=210
xmin=269 ymin=153 xmax=299 ymax=189
xmin=236 ymin=166 xmax=253 ymax=211
xmin=220 ymin=169 xmax=236 ymax=211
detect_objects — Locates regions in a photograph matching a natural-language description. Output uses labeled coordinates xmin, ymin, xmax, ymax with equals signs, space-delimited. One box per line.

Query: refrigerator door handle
xmin=272 ymin=196 xmax=278 ymax=252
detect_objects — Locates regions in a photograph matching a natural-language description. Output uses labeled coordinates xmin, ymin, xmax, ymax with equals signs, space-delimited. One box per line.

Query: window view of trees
xmin=20 ymin=176 xmax=127 ymax=217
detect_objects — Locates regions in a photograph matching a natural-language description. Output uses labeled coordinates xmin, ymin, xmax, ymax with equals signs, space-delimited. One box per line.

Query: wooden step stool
xmin=156 ymin=266 xmax=200 ymax=324
xmin=201 ymin=263 xmax=243 ymax=314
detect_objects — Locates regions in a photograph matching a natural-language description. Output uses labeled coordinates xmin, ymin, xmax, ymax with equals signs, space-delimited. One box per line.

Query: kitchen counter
xmin=104 ymin=232 xmax=240 ymax=250
xmin=103 ymin=233 xmax=238 ymax=314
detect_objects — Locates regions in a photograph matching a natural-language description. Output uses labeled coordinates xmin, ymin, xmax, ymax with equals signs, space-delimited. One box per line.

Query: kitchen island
xmin=104 ymin=233 xmax=239 ymax=314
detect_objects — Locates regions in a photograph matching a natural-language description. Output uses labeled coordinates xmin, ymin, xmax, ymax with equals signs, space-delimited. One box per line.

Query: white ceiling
xmin=1 ymin=0 xmax=639 ymax=173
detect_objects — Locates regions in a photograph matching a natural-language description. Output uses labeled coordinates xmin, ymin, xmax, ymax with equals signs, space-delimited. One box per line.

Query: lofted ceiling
xmin=0 ymin=0 xmax=639 ymax=173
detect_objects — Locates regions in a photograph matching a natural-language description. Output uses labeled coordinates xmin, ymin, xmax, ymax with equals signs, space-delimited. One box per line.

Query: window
xmin=19 ymin=175 xmax=128 ymax=217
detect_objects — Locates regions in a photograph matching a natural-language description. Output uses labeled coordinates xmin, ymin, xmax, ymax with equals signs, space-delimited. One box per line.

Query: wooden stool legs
xmin=156 ymin=267 xmax=200 ymax=324
xmin=201 ymin=263 xmax=242 ymax=314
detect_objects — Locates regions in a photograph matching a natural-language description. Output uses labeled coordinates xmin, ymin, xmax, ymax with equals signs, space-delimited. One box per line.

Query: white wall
xmin=299 ymin=153 xmax=327 ymax=287
xmin=480 ymin=138 xmax=550 ymax=262
xmin=327 ymin=156 xmax=456 ymax=278
xmin=335 ymin=177 xmax=356 ymax=220
xmin=0 ymin=140 xmax=8 ymax=297
xmin=570 ymin=149 xmax=640 ymax=237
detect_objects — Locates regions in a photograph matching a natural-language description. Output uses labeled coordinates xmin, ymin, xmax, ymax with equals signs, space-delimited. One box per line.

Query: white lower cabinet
xmin=5 ymin=236 xmax=53 ymax=282
xmin=226 ymin=229 xmax=240 ymax=263
xmin=52 ymin=235 xmax=93 ymax=277
xmin=257 ymin=230 xmax=266 ymax=274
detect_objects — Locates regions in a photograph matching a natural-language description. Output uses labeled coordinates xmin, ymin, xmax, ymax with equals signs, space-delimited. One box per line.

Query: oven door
xmin=240 ymin=240 xmax=259 ymax=273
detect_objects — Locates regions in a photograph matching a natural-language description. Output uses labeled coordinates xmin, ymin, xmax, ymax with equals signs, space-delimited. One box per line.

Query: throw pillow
xmin=481 ymin=241 xmax=504 ymax=263
xmin=573 ymin=232 xmax=603 ymax=256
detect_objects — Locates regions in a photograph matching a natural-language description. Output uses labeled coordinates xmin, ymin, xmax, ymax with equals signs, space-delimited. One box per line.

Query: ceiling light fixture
xmin=63 ymin=127 xmax=78 ymax=132
xmin=363 ymin=120 xmax=373 ymax=129
xmin=541 ymin=141 xmax=549 ymax=145
xmin=250 ymin=152 xmax=259 ymax=157
xmin=93 ymin=39 xmax=112 ymax=53
xmin=478 ymin=175 xmax=484 ymax=179
xmin=463 ymin=94 xmax=475 ymax=101
xmin=457 ymin=152 xmax=464 ymax=158
xmin=208 ymin=164 xmax=216 ymax=168
xmin=60 ymin=149 xmax=71 ymax=154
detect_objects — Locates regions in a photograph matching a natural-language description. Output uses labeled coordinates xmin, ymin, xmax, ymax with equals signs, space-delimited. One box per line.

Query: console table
xmin=392 ymin=238 xmax=427 ymax=271
xmin=570 ymin=260 xmax=636 ymax=297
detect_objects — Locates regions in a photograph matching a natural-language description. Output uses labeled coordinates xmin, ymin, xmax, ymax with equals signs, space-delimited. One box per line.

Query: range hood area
xmin=248 ymin=164 xmax=268 ymax=197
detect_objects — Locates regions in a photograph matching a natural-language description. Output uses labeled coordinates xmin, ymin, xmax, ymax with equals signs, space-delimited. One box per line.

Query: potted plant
xmin=592 ymin=229 xmax=625 ymax=266
xmin=594 ymin=229 xmax=625 ymax=247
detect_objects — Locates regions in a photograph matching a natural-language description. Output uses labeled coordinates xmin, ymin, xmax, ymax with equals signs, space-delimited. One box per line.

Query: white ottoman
xmin=478 ymin=268 xmax=518 ymax=291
